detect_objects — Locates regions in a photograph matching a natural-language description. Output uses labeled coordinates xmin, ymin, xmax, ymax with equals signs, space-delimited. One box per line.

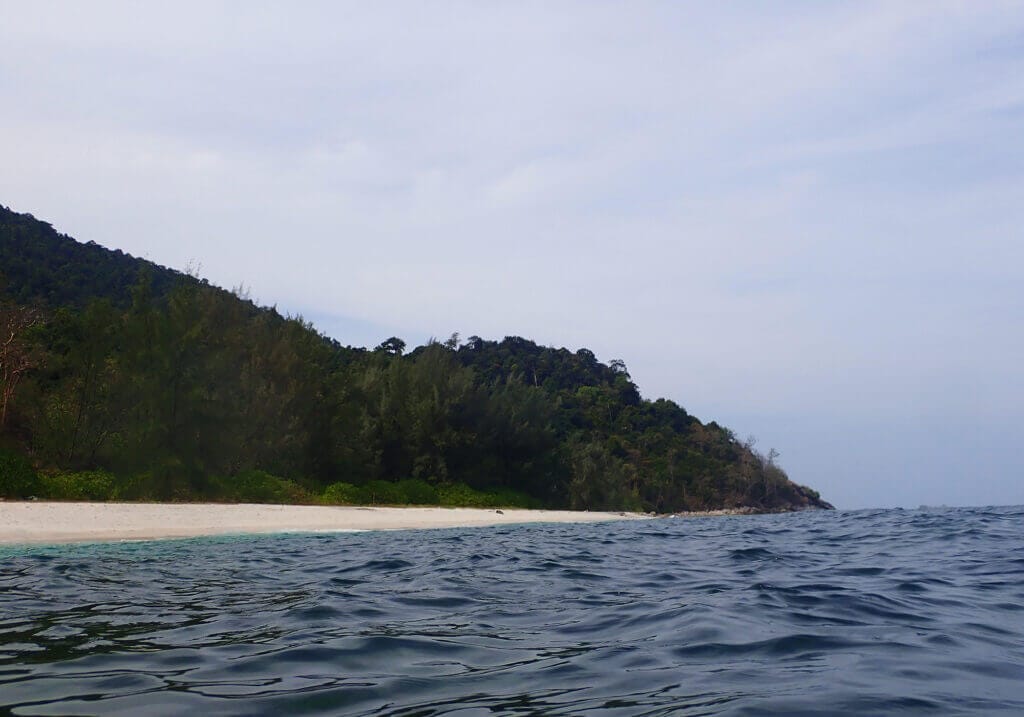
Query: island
xmin=0 ymin=204 xmax=833 ymax=515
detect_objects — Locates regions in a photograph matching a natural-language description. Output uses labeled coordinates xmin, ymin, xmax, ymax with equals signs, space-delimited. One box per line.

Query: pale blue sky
xmin=2 ymin=2 xmax=1022 ymax=508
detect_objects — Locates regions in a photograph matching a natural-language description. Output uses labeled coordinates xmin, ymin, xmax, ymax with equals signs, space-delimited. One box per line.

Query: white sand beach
xmin=0 ymin=502 xmax=645 ymax=545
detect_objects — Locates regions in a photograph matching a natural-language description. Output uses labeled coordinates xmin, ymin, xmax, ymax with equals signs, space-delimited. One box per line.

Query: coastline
xmin=0 ymin=501 xmax=648 ymax=545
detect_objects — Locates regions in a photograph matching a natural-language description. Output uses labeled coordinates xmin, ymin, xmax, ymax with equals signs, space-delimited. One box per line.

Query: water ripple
xmin=2 ymin=506 xmax=1024 ymax=715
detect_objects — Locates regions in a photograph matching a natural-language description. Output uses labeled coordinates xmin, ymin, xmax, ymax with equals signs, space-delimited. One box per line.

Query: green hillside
xmin=0 ymin=206 xmax=185 ymax=308
xmin=0 ymin=204 xmax=831 ymax=511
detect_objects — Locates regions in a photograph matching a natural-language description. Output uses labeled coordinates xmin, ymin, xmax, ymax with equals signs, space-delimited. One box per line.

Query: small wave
xmin=2 ymin=505 xmax=1022 ymax=715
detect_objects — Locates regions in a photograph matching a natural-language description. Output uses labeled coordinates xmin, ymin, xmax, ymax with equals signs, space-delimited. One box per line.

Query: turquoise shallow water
xmin=1 ymin=506 xmax=1023 ymax=716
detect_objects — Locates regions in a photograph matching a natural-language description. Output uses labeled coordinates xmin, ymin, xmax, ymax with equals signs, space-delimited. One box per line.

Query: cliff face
xmin=0 ymin=204 xmax=832 ymax=512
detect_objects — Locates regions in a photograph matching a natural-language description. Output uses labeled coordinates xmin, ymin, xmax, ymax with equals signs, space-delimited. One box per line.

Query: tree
xmin=375 ymin=337 xmax=406 ymax=356
xmin=34 ymin=301 xmax=121 ymax=466
xmin=567 ymin=440 xmax=638 ymax=511
xmin=0 ymin=302 xmax=41 ymax=430
xmin=443 ymin=332 xmax=460 ymax=351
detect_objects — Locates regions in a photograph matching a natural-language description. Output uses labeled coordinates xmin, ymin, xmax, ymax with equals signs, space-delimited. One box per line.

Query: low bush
xmin=116 ymin=472 xmax=161 ymax=501
xmin=0 ymin=447 xmax=40 ymax=498
xmin=39 ymin=470 xmax=117 ymax=501
xmin=320 ymin=479 xmax=536 ymax=508
xmin=118 ymin=459 xmax=192 ymax=501
xmin=438 ymin=482 xmax=536 ymax=508
xmin=484 ymin=487 xmax=538 ymax=509
xmin=322 ymin=479 xmax=436 ymax=506
xmin=322 ymin=482 xmax=365 ymax=505
xmin=218 ymin=469 xmax=309 ymax=504
xmin=361 ymin=479 xmax=405 ymax=505
xmin=437 ymin=482 xmax=486 ymax=507
xmin=395 ymin=478 xmax=439 ymax=504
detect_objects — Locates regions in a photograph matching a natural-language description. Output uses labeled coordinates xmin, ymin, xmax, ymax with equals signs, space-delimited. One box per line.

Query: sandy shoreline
xmin=0 ymin=501 xmax=647 ymax=545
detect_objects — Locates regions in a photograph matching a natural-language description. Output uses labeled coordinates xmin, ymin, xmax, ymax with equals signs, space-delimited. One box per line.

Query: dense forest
xmin=0 ymin=205 xmax=831 ymax=512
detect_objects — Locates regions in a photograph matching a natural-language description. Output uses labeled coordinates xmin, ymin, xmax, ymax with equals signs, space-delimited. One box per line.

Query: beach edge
xmin=0 ymin=501 xmax=650 ymax=545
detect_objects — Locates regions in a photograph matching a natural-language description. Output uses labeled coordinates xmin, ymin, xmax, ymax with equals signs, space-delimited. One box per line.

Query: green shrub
xmin=116 ymin=472 xmax=161 ymax=501
xmin=220 ymin=470 xmax=309 ymax=504
xmin=362 ymin=480 xmax=404 ymax=505
xmin=323 ymin=479 xmax=438 ymax=506
xmin=395 ymin=478 xmax=439 ymax=504
xmin=437 ymin=482 xmax=535 ymax=508
xmin=485 ymin=488 xmax=537 ymax=509
xmin=438 ymin=482 xmax=485 ymax=507
xmin=39 ymin=470 xmax=117 ymax=501
xmin=117 ymin=459 xmax=191 ymax=501
xmin=321 ymin=480 xmax=534 ymax=508
xmin=0 ymin=447 xmax=40 ymax=498
xmin=322 ymin=482 xmax=366 ymax=505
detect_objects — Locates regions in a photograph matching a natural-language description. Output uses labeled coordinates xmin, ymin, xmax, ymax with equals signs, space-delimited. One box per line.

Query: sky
xmin=1 ymin=1 xmax=1022 ymax=509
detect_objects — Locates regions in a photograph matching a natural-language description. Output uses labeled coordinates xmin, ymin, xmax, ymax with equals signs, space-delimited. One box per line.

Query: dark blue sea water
xmin=2 ymin=507 xmax=1023 ymax=716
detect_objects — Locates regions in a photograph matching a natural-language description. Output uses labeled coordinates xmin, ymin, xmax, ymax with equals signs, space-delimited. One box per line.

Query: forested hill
xmin=0 ymin=205 xmax=186 ymax=308
xmin=0 ymin=205 xmax=832 ymax=512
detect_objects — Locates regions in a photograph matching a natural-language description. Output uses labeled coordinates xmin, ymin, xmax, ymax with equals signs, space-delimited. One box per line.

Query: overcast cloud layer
xmin=2 ymin=1 xmax=1022 ymax=509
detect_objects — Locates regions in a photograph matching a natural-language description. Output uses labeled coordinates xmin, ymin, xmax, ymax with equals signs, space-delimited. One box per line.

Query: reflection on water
xmin=2 ymin=506 xmax=1024 ymax=715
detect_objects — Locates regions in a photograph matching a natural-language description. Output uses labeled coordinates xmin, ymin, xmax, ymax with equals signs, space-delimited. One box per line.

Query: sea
xmin=1 ymin=506 xmax=1022 ymax=716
